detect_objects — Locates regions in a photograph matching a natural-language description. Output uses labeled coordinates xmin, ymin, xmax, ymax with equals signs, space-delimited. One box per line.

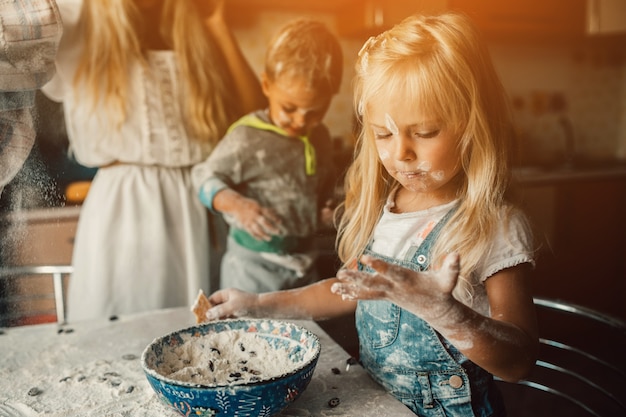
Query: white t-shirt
xmin=371 ymin=192 xmax=534 ymax=316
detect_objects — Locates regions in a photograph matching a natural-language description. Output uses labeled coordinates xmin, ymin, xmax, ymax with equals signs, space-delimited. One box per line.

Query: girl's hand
xmin=205 ymin=288 xmax=259 ymax=320
xmin=231 ymin=196 xmax=283 ymax=241
xmin=332 ymin=252 xmax=461 ymax=323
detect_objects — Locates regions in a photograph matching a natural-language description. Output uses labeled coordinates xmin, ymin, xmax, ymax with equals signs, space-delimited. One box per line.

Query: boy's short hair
xmin=264 ymin=18 xmax=343 ymax=95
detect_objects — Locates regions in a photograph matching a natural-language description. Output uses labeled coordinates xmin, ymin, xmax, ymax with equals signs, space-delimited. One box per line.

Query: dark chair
xmin=497 ymin=297 xmax=626 ymax=417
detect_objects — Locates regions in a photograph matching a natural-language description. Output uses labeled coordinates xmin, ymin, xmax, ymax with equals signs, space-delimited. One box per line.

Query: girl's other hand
xmin=332 ymin=252 xmax=461 ymax=323
xmin=205 ymin=288 xmax=259 ymax=320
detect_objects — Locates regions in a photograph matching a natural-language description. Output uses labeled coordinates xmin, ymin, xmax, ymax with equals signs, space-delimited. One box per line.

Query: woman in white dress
xmin=42 ymin=0 xmax=265 ymax=321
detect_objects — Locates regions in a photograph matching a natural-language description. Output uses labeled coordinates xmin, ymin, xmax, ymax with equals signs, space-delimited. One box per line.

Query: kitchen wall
xmin=233 ymin=10 xmax=626 ymax=164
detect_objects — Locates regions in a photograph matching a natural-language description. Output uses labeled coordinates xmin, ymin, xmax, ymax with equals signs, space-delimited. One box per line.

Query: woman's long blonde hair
xmin=337 ymin=12 xmax=529 ymax=304
xmin=74 ymin=0 xmax=237 ymax=145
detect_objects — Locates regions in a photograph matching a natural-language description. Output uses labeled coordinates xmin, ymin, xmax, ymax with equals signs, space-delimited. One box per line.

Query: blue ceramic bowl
xmin=141 ymin=319 xmax=320 ymax=417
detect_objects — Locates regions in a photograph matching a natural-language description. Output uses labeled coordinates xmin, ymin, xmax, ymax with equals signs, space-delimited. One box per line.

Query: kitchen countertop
xmin=0 ymin=307 xmax=414 ymax=417
xmin=513 ymin=162 xmax=626 ymax=185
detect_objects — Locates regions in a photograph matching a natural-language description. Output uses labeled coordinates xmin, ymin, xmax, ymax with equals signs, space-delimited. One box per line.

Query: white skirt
xmin=67 ymin=164 xmax=220 ymax=322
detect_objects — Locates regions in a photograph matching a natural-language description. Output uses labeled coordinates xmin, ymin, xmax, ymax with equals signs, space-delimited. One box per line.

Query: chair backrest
xmin=497 ymin=297 xmax=626 ymax=417
xmin=0 ymin=265 xmax=72 ymax=326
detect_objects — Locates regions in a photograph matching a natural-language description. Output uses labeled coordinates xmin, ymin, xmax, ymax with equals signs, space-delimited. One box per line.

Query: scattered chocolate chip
xmin=210 ymin=347 xmax=221 ymax=355
xmin=238 ymin=342 xmax=245 ymax=352
xmin=27 ymin=387 xmax=42 ymax=396
xmin=209 ymin=360 xmax=214 ymax=372
xmin=109 ymin=315 xmax=119 ymax=321
xmin=110 ymin=379 xmax=122 ymax=387
xmin=345 ymin=356 xmax=358 ymax=371
xmin=249 ymin=351 xmax=257 ymax=357
xmin=59 ymin=376 xmax=72 ymax=382
xmin=328 ymin=397 xmax=340 ymax=408
xmin=77 ymin=376 xmax=86 ymax=382
xmin=63 ymin=328 xmax=74 ymax=334
xmin=122 ymin=354 xmax=137 ymax=360
xmin=331 ymin=367 xmax=341 ymax=375
xmin=126 ymin=385 xmax=135 ymax=393
xmin=229 ymin=372 xmax=242 ymax=378
xmin=57 ymin=328 xmax=64 ymax=334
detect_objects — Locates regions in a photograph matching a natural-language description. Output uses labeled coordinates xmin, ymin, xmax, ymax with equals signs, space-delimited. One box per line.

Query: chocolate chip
xmin=63 ymin=328 xmax=74 ymax=334
xmin=59 ymin=376 xmax=72 ymax=382
xmin=328 ymin=397 xmax=340 ymax=408
xmin=331 ymin=367 xmax=341 ymax=375
xmin=210 ymin=347 xmax=221 ymax=355
xmin=238 ymin=342 xmax=245 ymax=351
xmin=28 ymin=387 xmax=42 ymax=396
xmin=109 ymin=315 xmax=119 ymax=321
xmin=229 ymin=372 xmax=242 ymax=378
xmin=209 ymin=360 xmax=214 ymax=372
xmin=126 ymin=385 xmax=135 ymax=393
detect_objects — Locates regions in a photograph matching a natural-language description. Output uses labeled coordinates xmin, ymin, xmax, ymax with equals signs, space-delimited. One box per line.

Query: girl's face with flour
xmin=368 ymin=91 xmax=463 ymax=212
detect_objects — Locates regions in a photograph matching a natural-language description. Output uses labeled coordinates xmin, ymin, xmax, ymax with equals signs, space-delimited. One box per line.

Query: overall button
xmin=449 ymin=375 xmax=463 ymax=389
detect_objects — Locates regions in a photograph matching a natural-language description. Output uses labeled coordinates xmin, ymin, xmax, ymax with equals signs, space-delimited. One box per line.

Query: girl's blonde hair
xmin=74 ymin=0 xmax=238 ymax=146
xmin=264 ymin=18 xmax=343 ymax=95
xmin=337 ymin=12 xmax=529 ymax=305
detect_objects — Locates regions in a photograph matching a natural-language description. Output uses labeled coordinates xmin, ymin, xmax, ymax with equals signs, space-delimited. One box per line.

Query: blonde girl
xmin=42 ymin=0 xmax=265 ymax=321
xmin=202 ymin=12 xmax=538 ymax=417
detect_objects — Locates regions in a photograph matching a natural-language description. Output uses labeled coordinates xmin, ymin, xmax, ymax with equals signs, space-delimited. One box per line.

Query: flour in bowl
xmin=155 ymin=329 xmax=310 ymax=386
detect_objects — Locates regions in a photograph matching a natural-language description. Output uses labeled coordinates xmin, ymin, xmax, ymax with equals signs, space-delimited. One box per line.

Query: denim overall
xmin=356 ymin=208 xmax=506 ymax=417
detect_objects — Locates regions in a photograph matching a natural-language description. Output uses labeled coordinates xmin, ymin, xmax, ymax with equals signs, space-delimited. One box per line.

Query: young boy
xmin=192 ymin=18 xmax=343 ymax=293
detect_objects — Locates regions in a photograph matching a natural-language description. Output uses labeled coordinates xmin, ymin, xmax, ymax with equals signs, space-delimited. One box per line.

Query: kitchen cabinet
xmin=225 ymin=0 xmax=356 ymax=27
xmin=335 ymin=0 xmax=586 ymax=39
xmin=0 ymin=207 xmax=79 ymax=325
xmin=520 ymin=175 xmax=626 ymax=320
xmin=587 ymin=0 xmax=626 ymax=34
xmin=448 ymin=0 xmax=586 ymax=39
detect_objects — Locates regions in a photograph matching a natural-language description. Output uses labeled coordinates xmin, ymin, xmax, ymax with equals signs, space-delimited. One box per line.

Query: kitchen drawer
xmin=1 ymin=207 xmax=79 ymax=325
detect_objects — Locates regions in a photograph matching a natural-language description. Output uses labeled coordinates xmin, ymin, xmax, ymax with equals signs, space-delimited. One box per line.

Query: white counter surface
xmin=0 ymin=307 xmax=413 ymax=417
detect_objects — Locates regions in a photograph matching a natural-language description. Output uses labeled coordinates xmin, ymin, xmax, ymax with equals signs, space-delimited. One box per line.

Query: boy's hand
xmin=231 ymin=196 xmax=283 ymax=241
xmin=331 ymin=252 xmax=460 ymax=323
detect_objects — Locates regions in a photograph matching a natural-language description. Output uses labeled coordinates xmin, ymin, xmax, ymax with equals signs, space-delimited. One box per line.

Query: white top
xmin=372 ymin=192 xmax=534 ymax=316
xmin=41 ymin=1 xmax=210 ymax=167
xmin=39 ymin=0 xmax=215 ymax=321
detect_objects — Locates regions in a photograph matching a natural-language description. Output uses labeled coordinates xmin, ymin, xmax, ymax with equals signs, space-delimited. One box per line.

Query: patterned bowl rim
xmin=140 ymin=318 xmax=321 ymax=389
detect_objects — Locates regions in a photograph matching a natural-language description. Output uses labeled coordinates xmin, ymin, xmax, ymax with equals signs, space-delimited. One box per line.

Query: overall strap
xmin=406 ymin=203 xmax=459 ymax=270
xmin=227 ymin=114 xmax=316 ymax=175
